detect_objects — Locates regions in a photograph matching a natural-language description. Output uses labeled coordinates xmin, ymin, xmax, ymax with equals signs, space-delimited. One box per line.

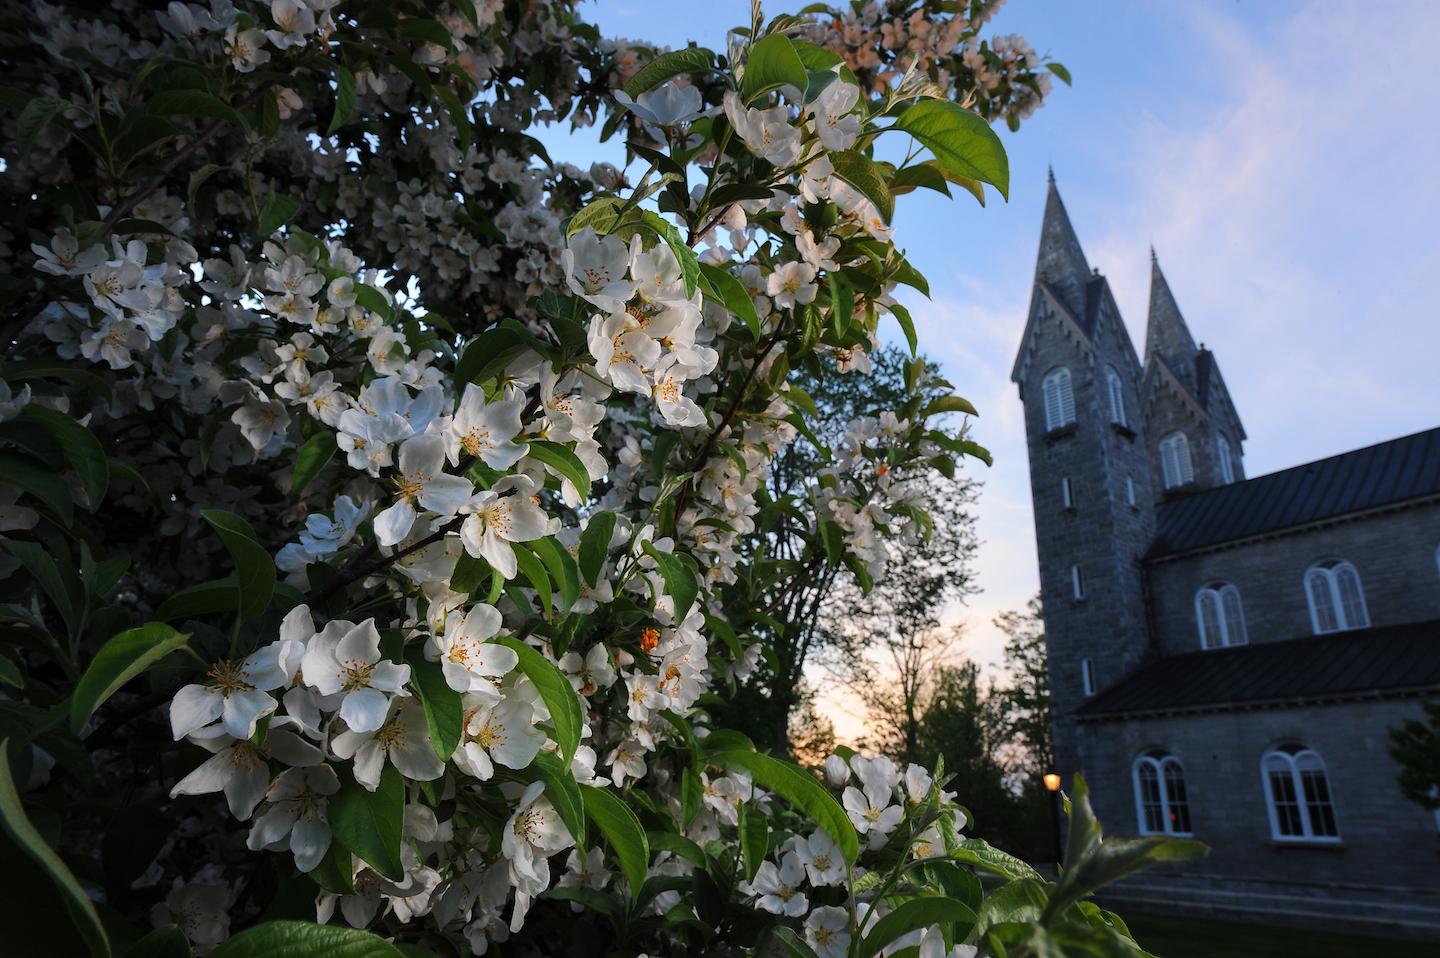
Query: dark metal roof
xmin=1148 ymin=426 xmax=1440 ymax=558
xmin=1075 ymin=619 xmax=1440 ymax=720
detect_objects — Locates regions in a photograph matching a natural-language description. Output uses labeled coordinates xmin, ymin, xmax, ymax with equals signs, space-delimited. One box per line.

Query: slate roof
xmin=1075 ymin=619 xmax=1440 ymax=720
xmin=1148 ymin=426 xmax=1440 ymax=558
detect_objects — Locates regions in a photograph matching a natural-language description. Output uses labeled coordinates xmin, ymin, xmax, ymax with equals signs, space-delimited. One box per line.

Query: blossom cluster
xmin=0 ymin=1 xmax=1063 ymax=954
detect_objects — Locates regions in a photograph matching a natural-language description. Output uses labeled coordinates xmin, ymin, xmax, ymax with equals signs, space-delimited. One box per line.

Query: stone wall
xmin=1146 ymin=500 xmax=1440 ymax=655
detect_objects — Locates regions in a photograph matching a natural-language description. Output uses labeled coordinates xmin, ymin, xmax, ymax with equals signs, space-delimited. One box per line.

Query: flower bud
xmin=824 ymin=754 xmax=850 ymax=789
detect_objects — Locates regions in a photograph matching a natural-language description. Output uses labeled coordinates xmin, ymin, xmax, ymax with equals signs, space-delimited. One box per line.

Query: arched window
xmin=1262 ymin=744 xmax=1339 ymax=841
xmin=1216 ymin=433 xmax=1235 ymax=484
xmin=1041 ymin=367 xmax=1075 ymax=432
xmin=1158 ymin=432 xmax=1193 ymax=489
xmin=1194 ymin=582 xmax=1247 ymax=650
xmin=1304 ymin=560 xmax=1370 ymax=634
xmin=1105 ymin=366 xmax=1127 ymax=427
xmin=1133 ymin=751 xmax=1192 ymax=835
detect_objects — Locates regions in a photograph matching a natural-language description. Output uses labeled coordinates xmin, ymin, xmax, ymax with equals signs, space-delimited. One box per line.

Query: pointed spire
xmin=1034 ymin=173 xmax=1091 ymax=319
xmin=1146 ymin=252 xmax=1200 ymax=391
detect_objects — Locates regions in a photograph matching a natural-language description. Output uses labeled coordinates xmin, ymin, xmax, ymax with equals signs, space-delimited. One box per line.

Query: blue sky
xmin=557 ymin=1 xmax=1440 ymax=732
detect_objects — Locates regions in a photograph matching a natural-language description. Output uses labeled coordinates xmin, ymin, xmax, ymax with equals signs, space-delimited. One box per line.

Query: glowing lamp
xmin=1043 ymin=773 xmax=1062 ymax=793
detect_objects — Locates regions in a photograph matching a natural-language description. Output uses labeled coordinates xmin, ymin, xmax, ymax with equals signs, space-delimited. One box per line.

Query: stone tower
xmin=1141 ymin=252 xmax=1247 ymax=492
xmin=1010 ymin=175 xmax=1157 ymax=777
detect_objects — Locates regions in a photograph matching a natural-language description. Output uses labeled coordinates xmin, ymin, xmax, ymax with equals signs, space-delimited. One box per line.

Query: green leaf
xmin=309 ymin=844 xmax=356 ymax=896
xmin=155 ymin=577 xmax=238 ymax=620
xmin=738 ymin=802 xmax=767 ymax=882
xmin=454 ymin=325 xmax=530 ymax=385
xmin=22 ymin=405 xmax=107 ymax=508
xmin=16 ymin=95 xmax=71 ymax=156
xmin=892 ymin=100 xmax=1009 ymax=201
xmin=0 ymin=450 xmax=73 ymax=525
xmin=508 ymin=543 xmax=550 ymax=616
xmin=0 ymin=739 xmax=110 ymax=957
xmin=330 ymin=765 xmax=404 ymax=881
xmin=580 ymin=784 xmax=650 ymax=902
xmin=698 ymin=262 xmax=760 ymax=337
xmin=828 ymin=272 xmax=852 ymax=336
xmin=889 ymin=303 xmax=918 ymax=356
xmin=201 ymin=510 xmax=276 ymax=621
xmin=69 ymin=623 xmax=187 ymax=733
xmin=146 ymin=89 xmax=250 ymax=133
xmin=526 ymin=439 xmax=592 ymax=499
xmin=187 ymin=162 xmax=225 ymax=211
xmin=709 ymin=750 xmax=859 ymax=863
xmin=1 ymin=539 xmax=81 ymax=636
xmin=449 ymin=552 xmax=490 ymax=596
xmin=827 ymin=150 xmax=894 ymax=223
xmin=402 ymin=649 xmax=462 ymax=762
xmin=354 ymin=283 xmax=394 ymax=320
xmin=208 ymin=921 xmax=404 ymax=958
xmin=0 ymin=656 xmax=21 ymax=690
xmin=258 ymin=191 xmax=299 ymax=236
xmin=530 ymin=536 xmax=580 ymax=612
xmin=951 ymin=837 xmax=1043 ymax=882
xmin=773 ymin=927 xmax=823 ymax=958
xmin=495 ymin=637 xmax=583 ymax=764
xmin=120 ymin=924 xmax=189 ymax=958
xmin=624 ymin=47 xmax=715 ymax=98
xmin=889 ymin=162 xmax=952 ymax=198
xmin=857 ymin=896 xmax=976 ymax=958
xmin=742 ymin=34 xmax=808 ymax=104
xmin=641 ymin=542 xmax=698 ymax=621
xmin=530 ymin=751 xmax=586 ymax=849
xmin=566 ymin=196 xmax=628 ymax=238
xmin=578 ymin=511 xmax=617 ymax=587
xmin=434 ymin=85 xmax=472 ymax=154
xmin=328 ymin=62 xmax=357 ymax=135
xmin=680 ymin=767 xmax=702 ymax=826
xmin=1047 ymin=62 xmax=1073 ymax=86
xmin=544 ymin=885 xmax=616 ymax=919
xmin=291 ymin=432 xmax=335 ymax=496
xmin=923 ymin=395 xmax=978 ymax=418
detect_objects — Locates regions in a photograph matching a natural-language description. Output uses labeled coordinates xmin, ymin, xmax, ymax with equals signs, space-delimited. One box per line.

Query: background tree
xmin=992 ymin=595 xmax=1054 ymax=779
xmin=711 ymin=346 xmax=982 ymax=753
xmin=1390 ymin=701 xmax=1440 ymax=811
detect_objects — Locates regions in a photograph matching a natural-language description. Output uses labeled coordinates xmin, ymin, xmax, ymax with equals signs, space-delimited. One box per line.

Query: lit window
xmin=1061 ymin=476 xmax=1073 ymax=509
xmin=1262 ymin=744 xmax=1340 ymax=842
xmin=1041 ymin=366 xmax=1075 ymax=432
xmin=1125 ymin=475 xmax=1136 ymax=507
xmin=1216 ymin=433 xmax=1235 ymax=484
xmin=1194 ymin=582 xmax=1248 ymax=649
xmin=1159 ymin=432 xmax=1193 ymax=489
xmin=1105 ymin=365 xmax=1127 ymax=427
xmin=1133 ymin=750 xmax=1192 ymax=835
xmin=1081 ymin=658 xmax=1095 ymax=696
xmin=1071 ymin=564 xmax=1085 ymax=600
xmin=1304 ymin=561 xmax=1370 ymax=634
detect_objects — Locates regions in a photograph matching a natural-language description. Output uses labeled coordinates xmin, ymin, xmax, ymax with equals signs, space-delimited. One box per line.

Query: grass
xmin=1123 ymin=912 xmax=1440 ymax=958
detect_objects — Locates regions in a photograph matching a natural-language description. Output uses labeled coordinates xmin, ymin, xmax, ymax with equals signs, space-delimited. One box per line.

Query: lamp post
xmin=1043 ymin=772 xmax=1063 ymax=872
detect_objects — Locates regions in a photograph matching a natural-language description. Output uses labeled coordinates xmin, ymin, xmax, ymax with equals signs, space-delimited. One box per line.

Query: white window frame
xmin=1194 ymin=582 xmax=1248 ymax=650
xmin=1061 ymin=476 xmax=1073 ymax=510
xmin=1041 ymin=366 xmax=1075 ymax=432
xmin=1105 ymin=365 xmax=1127 ymax=427
xmin=1304 ymin=560 xmax=1370 ymax=634
xmin=1132 ymin=751 xmax=1193 ymax=836
xmin=1159 ymin=432 xmax=1193 ymax=489
xmin=1081 ymin=658 xmax=1095 ymax=696
xmin=1071 ymin=564 xmax=1085 ymax=600
xmin=1216 ymin=433 xmax=1235 ymax=484
xmin=1261 ymin=744 xmax=1340 ymax=843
